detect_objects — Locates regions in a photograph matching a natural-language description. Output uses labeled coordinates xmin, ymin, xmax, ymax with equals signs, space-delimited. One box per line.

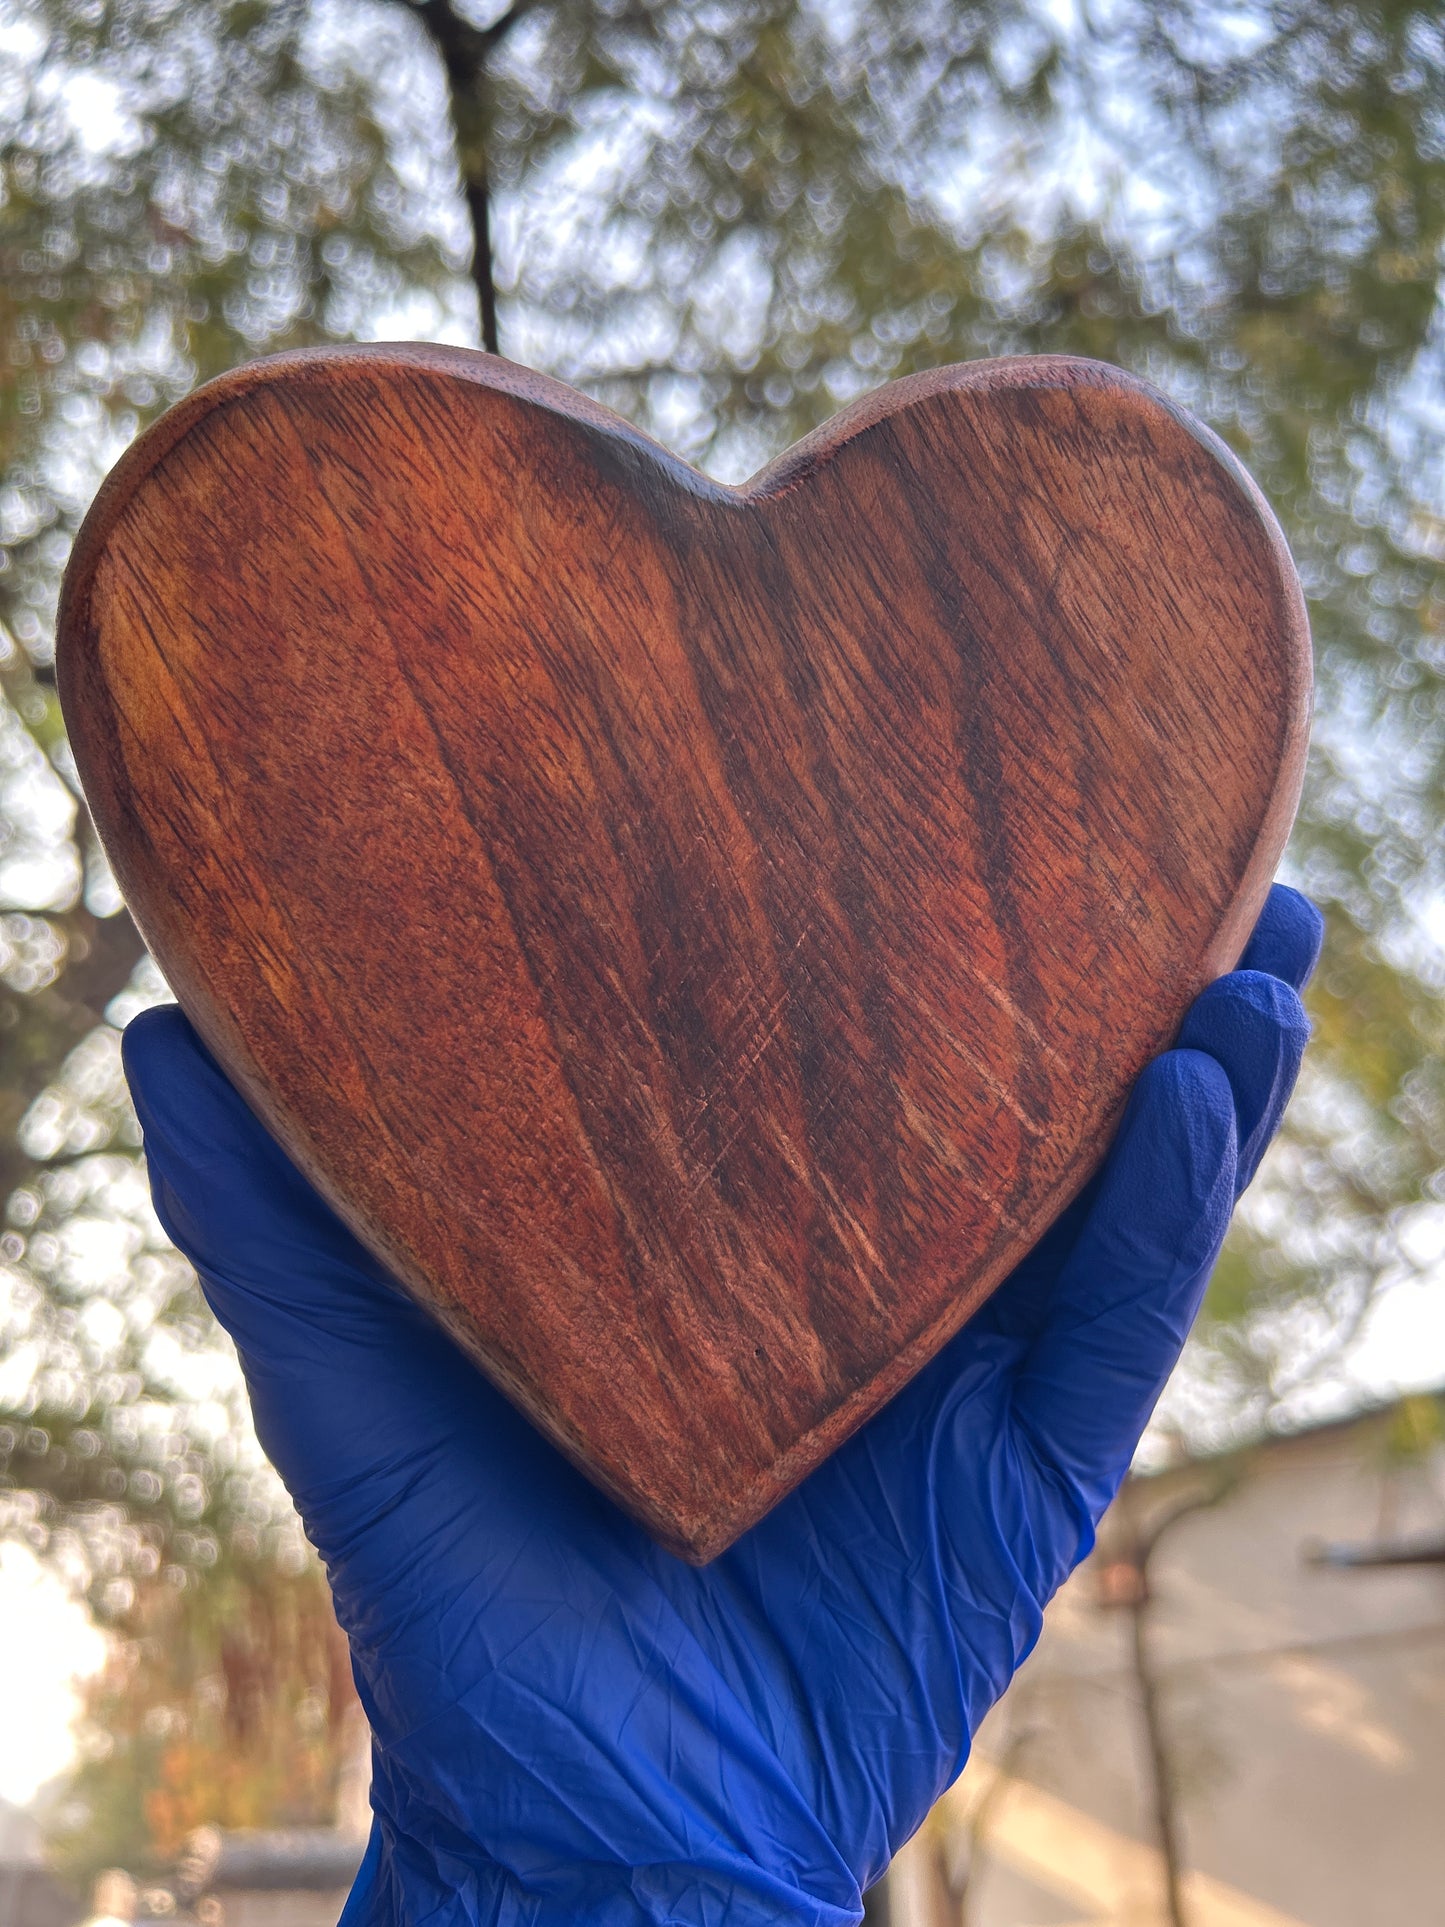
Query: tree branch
xmin=410 ymin=0 xmax=548 ymax=354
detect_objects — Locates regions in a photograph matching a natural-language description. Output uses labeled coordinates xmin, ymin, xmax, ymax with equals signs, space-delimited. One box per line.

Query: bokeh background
xmin=0 ymin=2 xmax=1441 ymax=1922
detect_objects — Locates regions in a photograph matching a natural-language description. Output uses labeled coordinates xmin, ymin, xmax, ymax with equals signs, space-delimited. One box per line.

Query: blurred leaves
xmin=49 ymin=1553 xmax=361 ymax=1881
xmin=0 ymin=0 xmax=1440 ymax=1625
xmin=0 ymin=0 xmax=479 ymax=1621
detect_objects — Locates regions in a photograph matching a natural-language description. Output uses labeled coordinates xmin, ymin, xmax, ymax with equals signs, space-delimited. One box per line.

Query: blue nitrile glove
xmin=120 ymin=884 xmax=1321 ymax=1927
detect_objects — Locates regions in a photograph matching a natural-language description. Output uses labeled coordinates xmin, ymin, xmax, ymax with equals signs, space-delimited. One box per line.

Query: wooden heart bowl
xmin=57 ymin=347 xmax=1310 ymax=1561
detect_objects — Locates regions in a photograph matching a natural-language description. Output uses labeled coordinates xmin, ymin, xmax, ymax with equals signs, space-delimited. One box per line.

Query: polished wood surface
xmin=57 ymin=347 xmax=1311 ymax=1560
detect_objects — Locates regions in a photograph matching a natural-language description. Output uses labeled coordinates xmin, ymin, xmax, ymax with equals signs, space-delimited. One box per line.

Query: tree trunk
xmin=410 ymin=0 xmax=546 ymax=356
xmin=1130 ymin=1582 xmax=1190 ymax=1927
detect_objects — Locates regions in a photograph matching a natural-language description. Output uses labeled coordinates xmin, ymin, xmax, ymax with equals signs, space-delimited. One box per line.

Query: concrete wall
xmin=887 ymin=1411 xmax=1445 ymax=1926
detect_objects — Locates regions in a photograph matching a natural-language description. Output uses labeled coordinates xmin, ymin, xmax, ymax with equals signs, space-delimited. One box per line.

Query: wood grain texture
xmin=56 ymin=347 xmax=1311 ymax=1561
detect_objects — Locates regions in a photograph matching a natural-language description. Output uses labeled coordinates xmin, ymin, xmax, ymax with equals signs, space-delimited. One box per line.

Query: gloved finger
xmin=1007 ymin=1047 xmax=1237 ymax=1522
xmin=121 ymin=1004 xmax=426 ymax=1358
xmin=124 ymin=1006 xmax=646 ymax=1650
xmin=120 ymin=1006 xmax=506 ymax=1516
xmin=1176 ymin=970 xmax=1310 ymax=1193
xmin=1237 ymin=883 xmax=1324 ymax=990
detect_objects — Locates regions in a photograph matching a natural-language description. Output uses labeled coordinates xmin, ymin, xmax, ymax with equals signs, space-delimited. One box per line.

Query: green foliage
xmin=1379 ymin=1386 xmax=1445 ymax=1464
xmin=0 ymin=0 xmax=473 ymax=1611
xmin=0 ymin=0 xmax=1439 ymax=1673
xmin=49 ymin=1548 xmax=361 ymax=1884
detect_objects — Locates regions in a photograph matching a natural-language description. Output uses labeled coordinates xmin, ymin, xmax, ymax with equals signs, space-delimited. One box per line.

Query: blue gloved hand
xmin=121 ymin=884 xmax=1321 ymax=1926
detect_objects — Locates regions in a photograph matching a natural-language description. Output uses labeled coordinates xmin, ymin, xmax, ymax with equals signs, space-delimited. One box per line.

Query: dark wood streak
xmin=56 ymin=346 xmax=1311 ymax=1561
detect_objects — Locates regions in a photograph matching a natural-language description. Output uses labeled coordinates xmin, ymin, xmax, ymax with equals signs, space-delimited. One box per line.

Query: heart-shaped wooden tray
xmin=57 ymin=348 xmax=1309 ymax=1560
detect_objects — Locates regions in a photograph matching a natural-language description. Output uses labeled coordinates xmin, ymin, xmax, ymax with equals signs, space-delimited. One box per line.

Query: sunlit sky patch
xmin=0 ymin=1543 xmax=106 ymax=1807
